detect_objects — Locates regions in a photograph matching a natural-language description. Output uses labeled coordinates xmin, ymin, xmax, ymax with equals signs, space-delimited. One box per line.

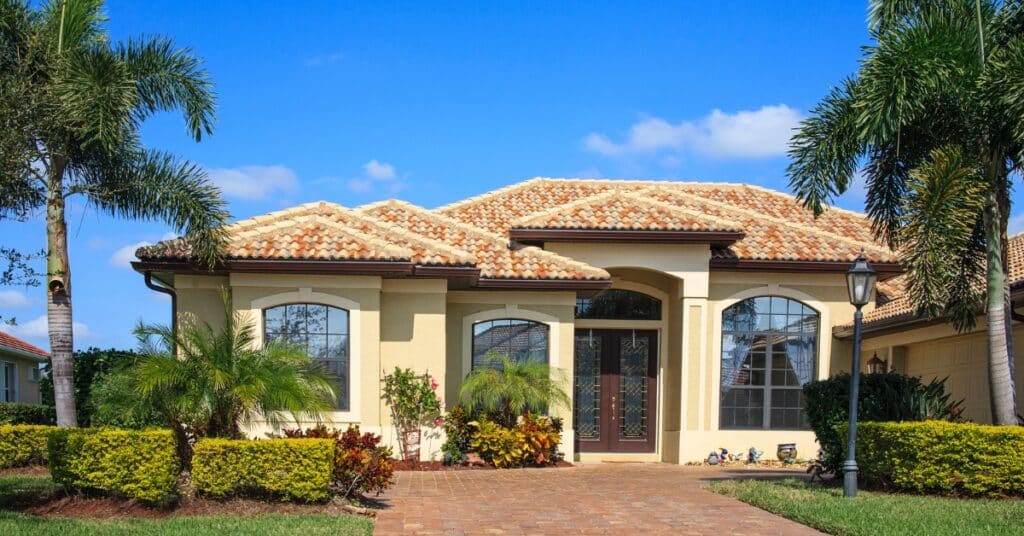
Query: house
xmin=0 ymin=331 xmax=47 ymax=404
xmin=133 ymin=177 xmax=1014 ymax=463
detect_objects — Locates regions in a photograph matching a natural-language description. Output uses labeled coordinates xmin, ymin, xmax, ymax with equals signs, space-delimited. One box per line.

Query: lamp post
xmin=844 ymin=251 xmax=877 ymax=498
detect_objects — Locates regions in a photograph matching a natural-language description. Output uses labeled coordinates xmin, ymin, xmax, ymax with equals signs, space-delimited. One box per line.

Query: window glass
xmin=264 ymin=303 xmax=350 ymax=410
xmin=472 ymin=319 xmax=548 ymax=369
xmin=720 ymin=296 xmax=818 ymax=430
xmin=575 ymin=289 xmax=661 ymax=320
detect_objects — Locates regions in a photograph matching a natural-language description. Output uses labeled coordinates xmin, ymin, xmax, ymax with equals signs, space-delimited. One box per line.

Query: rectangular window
xmin=1 ymin=363 xmax=15 ymax=402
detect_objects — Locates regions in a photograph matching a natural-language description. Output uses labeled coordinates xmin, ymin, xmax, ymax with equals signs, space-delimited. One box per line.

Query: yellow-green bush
xmin=854 ymin=421 xmax=1024 ymax=497
xmin=48 ymin=428 xmax=179 ymax=503
xmin=0 ymin=425 xmax=57 ymax=468
xmin=470 ymin=415 xmax=562 ymax=468
xmin=191 ymin=438 xmax=334 ymax=502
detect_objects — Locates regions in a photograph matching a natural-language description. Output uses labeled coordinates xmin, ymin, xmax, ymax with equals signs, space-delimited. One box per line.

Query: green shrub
xmin=0 ymin=403 xmax=56 ymax=425
xmin=803 ymin=373 xmax=961 ymax=474
xmin=852 ymin=421 xmax=1024 ymax=497
xmin=441 ymin=405 xmax=474 ymax=465
xmin=282 ymin=424 xmax=395 ymax=498
xmin=0 ymin=425 xmax=57 ymax=468
xmin=470 ymin=414 xmax=562 ymax=468
xmin=192 ymin=438 xmax=334 ymax=502
xmin=48 ymin=428 xmax=179 ymax=503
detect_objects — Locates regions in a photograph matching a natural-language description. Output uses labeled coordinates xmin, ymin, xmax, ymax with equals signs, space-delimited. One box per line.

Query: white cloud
xmin=110 ymin=241 xmax=151 ymax=269
xmin=1010 ymin=213 xmax=1024 ymax=236
xmin=0 ymin=290 xmax=31 ymax=309
xmin=584 ymin=105 xmax=803 ymax=159
xmin=346 ymin=160 xmax=406 ymax=194
xmin=7 ymin=314 xmax=92 ymax=340
xmin=207 ymin=165 xmax=300 ymax=200
xmin=363 ymin=159 xmax=397 ymax=180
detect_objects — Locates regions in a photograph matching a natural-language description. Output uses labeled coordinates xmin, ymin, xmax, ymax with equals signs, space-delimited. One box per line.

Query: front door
xmin=573 ymin=329 xmax=658 ymax=453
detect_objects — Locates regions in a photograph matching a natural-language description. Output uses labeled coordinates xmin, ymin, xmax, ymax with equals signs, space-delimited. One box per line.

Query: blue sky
xmin=3 ymin=1 xmax=1020 ymax=350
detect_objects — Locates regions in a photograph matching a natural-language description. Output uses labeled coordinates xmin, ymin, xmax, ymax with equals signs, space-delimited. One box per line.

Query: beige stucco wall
xmin=0 ymin=352 xmax=42 ymax=404
xmin=862 ymin=321 xmax=1024 ymax=424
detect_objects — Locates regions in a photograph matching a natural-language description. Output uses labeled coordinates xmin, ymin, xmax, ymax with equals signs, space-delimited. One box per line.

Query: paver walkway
xmin=372 ymin=463 xmax=822 ymax=535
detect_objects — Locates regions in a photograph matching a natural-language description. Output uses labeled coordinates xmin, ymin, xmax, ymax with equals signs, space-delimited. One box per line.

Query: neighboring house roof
xmin=134 ymin=177 xmax=899 ymax=289
xmin=834 ymin=233 xmax=1024 ymax=338
xmin=0 ymin=331 xmax=49 ymax=362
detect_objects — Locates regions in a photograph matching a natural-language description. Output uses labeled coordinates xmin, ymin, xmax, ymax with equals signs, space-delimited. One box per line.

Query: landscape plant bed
xmin=392 ymin=459 xmax=573 ymax=471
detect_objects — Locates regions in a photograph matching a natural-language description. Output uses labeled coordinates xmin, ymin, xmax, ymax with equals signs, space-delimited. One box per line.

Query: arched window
xmin=264 ymin=303 xmax=350 ymax=410
xmin=472 ymin=319 xmax=548 ymax=369
xmin=575 ymin=289 xmax=662 ymax=320
xmin=720 ymin=296 xmax=818 ymax=430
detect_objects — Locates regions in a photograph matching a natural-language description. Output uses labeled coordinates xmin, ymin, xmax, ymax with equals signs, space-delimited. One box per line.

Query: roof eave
xmin=508 ymin=228 xmax=744 ymax=246
xmin=132 ymin=259 xmax=417 ymax=276
xmin=476 ymin=277 xmax=612 ymax=295
xmin=710 ymin=258 xmax=903 ymax=276
xmin=0 ymin=345 xmax=48 ymax=362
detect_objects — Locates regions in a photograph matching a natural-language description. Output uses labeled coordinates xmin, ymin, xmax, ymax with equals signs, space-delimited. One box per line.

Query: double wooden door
xmin=573 ymin=329 xmax=658 ymax=453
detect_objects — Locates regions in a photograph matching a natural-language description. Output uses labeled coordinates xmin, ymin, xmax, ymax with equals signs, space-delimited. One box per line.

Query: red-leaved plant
xmin=283 ymin=424 xmax=395 ymax=499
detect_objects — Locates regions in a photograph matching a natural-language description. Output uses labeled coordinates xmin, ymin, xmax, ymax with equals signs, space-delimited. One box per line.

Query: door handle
xmin=611 ymin=395 xmax=617 ymax=418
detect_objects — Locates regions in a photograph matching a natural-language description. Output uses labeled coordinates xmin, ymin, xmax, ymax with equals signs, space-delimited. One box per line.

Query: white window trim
xmin=250 ymin=288 xmax=362 ymax=423
xmin=462 ymin=305 xmax=561 ymax=377
xmin=710 ymin=285 xmax=830 ymax=432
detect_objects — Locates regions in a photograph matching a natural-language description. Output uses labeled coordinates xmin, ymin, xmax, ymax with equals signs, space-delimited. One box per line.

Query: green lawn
xmin=0 ymin=476 xmax=373 ymax=536
xmin=708 ymin=478 xmax=1024 ymax=536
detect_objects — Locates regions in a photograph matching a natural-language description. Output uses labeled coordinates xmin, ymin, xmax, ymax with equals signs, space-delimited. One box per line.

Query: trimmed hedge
xmin=0 ymin=425 xmax=57 ymax=468
xmin=0 ymin=403 xmax=56 ymax=425
xmin=192 ymin=438 xmax=334 ymax=502
xmin=48 ymin=428 xmax=180 ymax=503
xmin=854 ymin=421 xmax=1024 ymax=497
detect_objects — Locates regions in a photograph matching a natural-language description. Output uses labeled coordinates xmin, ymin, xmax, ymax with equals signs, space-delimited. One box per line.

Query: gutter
xmin=0 ymin=345 xmax=48 ymax=363
xmin=144 ymin=271 xmax=177 ymax=339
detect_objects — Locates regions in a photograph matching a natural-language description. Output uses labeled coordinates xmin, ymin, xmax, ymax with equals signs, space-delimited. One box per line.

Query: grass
xmin=0 ymin=476 xmax=374 ymax=535
xmin=0 ymin=512 xmax=373 ymax=535
xmin=708 ymin=478 xmax=1024 ymax=536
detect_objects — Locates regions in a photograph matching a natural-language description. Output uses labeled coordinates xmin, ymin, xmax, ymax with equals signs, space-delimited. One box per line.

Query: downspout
xmin=144 ymin=271 xmax=177 ymax=341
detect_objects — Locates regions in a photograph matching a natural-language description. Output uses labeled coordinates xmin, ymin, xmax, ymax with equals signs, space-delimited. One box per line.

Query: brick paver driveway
xmin=372 ymin=463 xmax=821 ymax=535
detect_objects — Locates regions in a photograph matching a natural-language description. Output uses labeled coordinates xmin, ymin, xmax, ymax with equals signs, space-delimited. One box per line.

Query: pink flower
xmin=434 ymin=417 xmax=444 ymax=427
xmin=430 ymin=377 xmax=439 ymax=390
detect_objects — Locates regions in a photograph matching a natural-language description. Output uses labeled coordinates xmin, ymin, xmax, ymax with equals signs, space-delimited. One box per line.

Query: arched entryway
xmin=574 ymin=284 xmax=666 ymax=453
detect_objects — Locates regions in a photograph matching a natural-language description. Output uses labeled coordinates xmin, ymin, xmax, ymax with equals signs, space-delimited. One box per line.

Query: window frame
xmin=470 ymin=318 xmax=550 ymax=369
xmin=718 ymin=296 xmax=819 ymax=431
xmin=1 ymin=362 xmax=16 ymax=402
xmin=262 ymin=302 xmax=351 ymax=412
xmin=575 ymin=289 xmax=662 ymax=321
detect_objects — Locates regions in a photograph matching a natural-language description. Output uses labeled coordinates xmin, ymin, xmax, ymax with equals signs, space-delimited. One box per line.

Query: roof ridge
xmin=434 ymin=177 xmax=547 ymax=213
xmin=650 ymin=186 xmax=894 ymax=257
xmin=234 ymin=213 xmax=414 ymax=259
xmin=738 ymin=183 xmax=872 ymax=220
xmin=512 ymin=245 xmax=611 ymax=280
xmin=226 ymin=200 xmax=344 ymax=231
xmin=371 ymin=199 xmax=517 ymax=243
xmin=509 ymin=188 xmax=744 ymax=231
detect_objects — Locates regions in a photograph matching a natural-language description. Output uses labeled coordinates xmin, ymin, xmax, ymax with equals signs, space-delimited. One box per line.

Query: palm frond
xmin=787 ymin=78 xmax=864 ymax=215
xmin=117 ymin=36 xmax=215 ymax=141
xmin=899 ymin=146 xmax=987 ymax=320
xmin=82 ymin=148 xmax=229 ymax=267
xmin=42 ymin=0 xmax=106 ymax=54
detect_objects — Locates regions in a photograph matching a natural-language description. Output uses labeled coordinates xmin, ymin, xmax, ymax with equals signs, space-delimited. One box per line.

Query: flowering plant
xmin=381 ymin=367 xmax=443 ymax=461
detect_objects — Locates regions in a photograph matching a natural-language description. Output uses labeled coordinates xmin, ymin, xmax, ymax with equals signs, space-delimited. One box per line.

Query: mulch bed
xmin=22 ymin=494 xmax=372 ymax=520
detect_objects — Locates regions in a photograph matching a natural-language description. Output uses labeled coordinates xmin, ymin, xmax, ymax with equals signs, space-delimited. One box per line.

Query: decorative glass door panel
xmin=574 ymin=329 xmax=657 ymax=453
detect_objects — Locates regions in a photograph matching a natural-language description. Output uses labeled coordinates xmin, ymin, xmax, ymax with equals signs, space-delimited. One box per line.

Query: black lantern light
xmin=867 ymin=353 xmax=887 ymax=374
xmin=843 ymin=250 xmax=877 ymax=498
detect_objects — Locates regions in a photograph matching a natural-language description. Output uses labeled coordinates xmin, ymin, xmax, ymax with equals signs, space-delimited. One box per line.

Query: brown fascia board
xmin=508 ymin=228 xmax=744 ymax=246
xmin=710 ymin=258 xmax=903 ymax=276
xmin=475 ymin=278 xmax=612 ymax=294
xmin=132 ymin=259 xmax=416 ymax=276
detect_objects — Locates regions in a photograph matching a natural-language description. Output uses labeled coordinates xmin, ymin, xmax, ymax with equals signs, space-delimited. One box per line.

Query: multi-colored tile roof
xmin=136 ymin=177 xmax=898 ymax=287
xmin=0 ymin=331 xmax=49 ymax=361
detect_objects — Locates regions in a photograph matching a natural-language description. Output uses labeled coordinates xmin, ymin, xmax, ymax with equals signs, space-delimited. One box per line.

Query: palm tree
xmin=788 ymin=0 xmax=1024 ymax=424
xmin=108 ymin=292 xmax=337 ymax=465
xmin=459 ymin=353 xmax=571 ymax=428
xmin=0 ymin=0 xmax=228 ymax=427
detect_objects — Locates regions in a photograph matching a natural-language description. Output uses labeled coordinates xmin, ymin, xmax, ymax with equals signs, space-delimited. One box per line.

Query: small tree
xmin=459 ymin=352 xmax=570 ymax=428
xmin=381 ymin=368 xmax=442 ymax=462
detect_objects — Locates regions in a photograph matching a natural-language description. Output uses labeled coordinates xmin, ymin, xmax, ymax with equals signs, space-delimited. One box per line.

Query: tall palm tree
xmin=788 ymin=0 xmax=1024 ymax=424
xmin=111 ymin=293 xmax=338 ymax=465
xmin=0 ymin=0 xmax=228 ymax=427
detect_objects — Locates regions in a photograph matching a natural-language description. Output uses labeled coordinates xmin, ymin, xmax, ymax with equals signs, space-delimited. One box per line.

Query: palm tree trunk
xmin=998 ymin=181 xmax=1020 ymax=424
xmin=46 ymin=163 xmax=77 ymax=427
xmin=983 ymin=163 xmax=1017 ymax=425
